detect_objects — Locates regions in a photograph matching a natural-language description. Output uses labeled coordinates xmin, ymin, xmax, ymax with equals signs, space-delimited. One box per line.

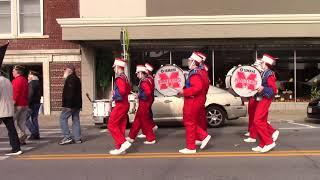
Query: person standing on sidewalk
xmin=26 ymin=70 xmax=42 ymax=140
xmin=126 ymin=65 xmax=156 ymax=145
xmin=108 ymin=58 xmax=132 ymax=155
xmin=58 ymin=64 xmax=82 ymax=145
xmin=12 ymin=65 xmax=29 ymax=145
xmin=251 ymin=54 xmax=279 ymax=153
xmin=0 ymin=71 xmax=22 ymax=156
xmin=177 ymin=52 xmax=211 ymax=154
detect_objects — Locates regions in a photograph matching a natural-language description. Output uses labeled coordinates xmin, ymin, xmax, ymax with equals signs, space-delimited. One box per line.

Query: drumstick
xmin=168 ymin=87 xmax=184 ymax=98
xmin=168 ymin=87 xmax=179 ymax=93
xmin=111 ymin=76 xmax=114 ymax=90
xmin=110 ymin=76 xmax=114 ymax=100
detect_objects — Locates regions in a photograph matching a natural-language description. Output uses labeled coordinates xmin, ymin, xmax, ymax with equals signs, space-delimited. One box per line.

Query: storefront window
xmin=296 ymin=50 xmax=320 ymax=101
xmin=214 ymin=50 xmax=255 ymax=88
xmin=129 ymin=50 xmax=170 ymax=91
xmin=257 ymin=50 xmax=294 ymax=102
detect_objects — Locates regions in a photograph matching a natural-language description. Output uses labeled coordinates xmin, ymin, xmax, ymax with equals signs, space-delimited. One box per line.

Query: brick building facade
xmin=0 ymin=0 xmax=81 ymax=115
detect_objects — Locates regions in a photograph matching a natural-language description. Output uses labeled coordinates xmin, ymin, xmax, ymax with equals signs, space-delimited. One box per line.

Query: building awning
xmin=57 ymin=14 xmax=320 ymax=41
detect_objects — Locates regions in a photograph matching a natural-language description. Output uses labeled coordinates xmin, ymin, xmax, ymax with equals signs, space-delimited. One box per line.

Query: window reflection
xmin=296 ymin=50 xmax=320 ymax=101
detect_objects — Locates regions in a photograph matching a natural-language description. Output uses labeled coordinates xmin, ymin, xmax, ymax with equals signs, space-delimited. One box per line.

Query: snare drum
xmin=225 ymin=65 xmax=262 ymax=97
xmin=93 ymin=99 xmax=111 ymax=117
xmin=154 ymin=64 xmax=186 ymax=96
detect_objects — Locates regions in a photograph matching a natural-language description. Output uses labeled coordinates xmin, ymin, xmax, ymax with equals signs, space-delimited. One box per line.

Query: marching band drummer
xmin=193 ymin=52 xmax=211 ymax=147
xmin=126 ymin=65 xmax=156 ymax=145
xmin=177 ymin=52 xmax=211 ymax=154
xmin=108 ymin=58 xmax=132 ymax=155
xmin=136 ymin=63 xmax=158 ymax=139
xmin=251 ymin=54 xmax=279 ymax=153
xmin=244 ymin=59 xmax=279 ymax=143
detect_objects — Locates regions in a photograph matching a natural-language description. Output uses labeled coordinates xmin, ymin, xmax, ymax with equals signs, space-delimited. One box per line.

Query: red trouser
xmin=248 ymin=98 xmax=275 ymax=139
xmin=253 ymin=98 xmax=274 ymax=147
xmin=129 ymin=102 xmax=156 ymax=142
xmin=107 ymin=102 xmax=129 ymax=149
xmin=196 ymin=105 xmax=207 ymax=141
xmin=183 ymin=99 xmax=208 ymax=150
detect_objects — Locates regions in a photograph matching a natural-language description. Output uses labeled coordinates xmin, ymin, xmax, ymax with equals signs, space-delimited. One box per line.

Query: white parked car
xmin=128 ymin=86 xmax=247 ymax=128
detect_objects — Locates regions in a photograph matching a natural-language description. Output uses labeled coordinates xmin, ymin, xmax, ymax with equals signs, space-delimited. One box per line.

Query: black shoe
xmin=5 ymin=150 xmax=23 ymax=156
xmin=58 ymin=137 xmax=74 ymax=145
xmin=28 ymin=134 xmax=40 ymax=140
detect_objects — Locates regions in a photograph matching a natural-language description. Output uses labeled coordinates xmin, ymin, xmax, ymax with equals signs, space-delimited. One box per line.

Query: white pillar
xmin=42 ymin=55 xmax=51 ymax=115
xmin=81 ymin=47 xmax=95 ymax=115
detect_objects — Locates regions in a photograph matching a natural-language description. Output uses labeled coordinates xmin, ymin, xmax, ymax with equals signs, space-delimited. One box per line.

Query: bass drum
xmin=154 ymin=64 xmax=186 ymax=96
xmin=226 ymin=65 xmax=262 ymax=97
xmin=225 ymin=66 xmax=238 ymax=97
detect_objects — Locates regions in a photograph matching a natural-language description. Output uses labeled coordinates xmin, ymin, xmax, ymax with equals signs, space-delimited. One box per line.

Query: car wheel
xmin=206 ymin=106 xmax=226 ymax=128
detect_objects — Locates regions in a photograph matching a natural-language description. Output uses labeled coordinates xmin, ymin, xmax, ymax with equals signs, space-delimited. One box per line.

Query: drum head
xmin=230 ymin=66 xmax=262 ymax=97
xmin=225 ymin=66 xmax=237 ymax=89
xmin=154 ymin=65 xmax=185 ymax=96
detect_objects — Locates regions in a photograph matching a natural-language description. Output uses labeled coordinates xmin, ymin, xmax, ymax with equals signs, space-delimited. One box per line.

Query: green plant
xmin=121 ymin=28 xmax=131 ymax=81
xmin=95 ymin=51 xmax=114 ymax=99
xmin=311 ymin=82 xmax=320 ymax=100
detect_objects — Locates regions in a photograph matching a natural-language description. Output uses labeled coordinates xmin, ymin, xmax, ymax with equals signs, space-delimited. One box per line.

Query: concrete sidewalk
xmin=38 ymin=109 xmax=308 ymax=128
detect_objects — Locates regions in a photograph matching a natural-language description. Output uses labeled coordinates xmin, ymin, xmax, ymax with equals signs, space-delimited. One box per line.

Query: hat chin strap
xmin=189 ymin=60 xmax=195 ymax=70
xmin=115 ymin=66 xmax=119 ymax=74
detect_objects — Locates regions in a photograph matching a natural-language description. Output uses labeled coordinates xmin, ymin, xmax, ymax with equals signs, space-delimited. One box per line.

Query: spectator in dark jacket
xmin=12 ymin=65 xmax=29 ymax=145
xmin=59 ymin=64 xmax=82 ymax=145
xmin=26 ymin=70 xmax=41 ymax=140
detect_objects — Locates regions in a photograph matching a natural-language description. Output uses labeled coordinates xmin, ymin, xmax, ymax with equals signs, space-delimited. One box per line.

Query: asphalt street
xmin=1 ymin=117 xmax=320 ymax=180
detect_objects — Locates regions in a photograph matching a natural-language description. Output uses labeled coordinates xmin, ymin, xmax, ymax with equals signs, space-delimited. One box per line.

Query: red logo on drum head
xmin=158 ymin=72 xmax=181 ymax=89
xmin=235 ymin=72 xmax=257 ymax=90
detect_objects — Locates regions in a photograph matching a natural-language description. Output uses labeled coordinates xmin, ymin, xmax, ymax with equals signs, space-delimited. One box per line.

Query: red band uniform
xmin=108 ymin=73 xmax=131 ymax=149
xmin=251 ymin=54 xmax=278 ymax=152
xmin=247 ymin=58 xmax=276 ymax=141
xmin=182 ymin=69 xmax=209 ymax=150
xmin=128 ymin=67 xmax=156 ymax=142
xmin=145 ymin=63 xmax=157 ymax=129
xmin=197 ymin=64 xmax=210 ymax=133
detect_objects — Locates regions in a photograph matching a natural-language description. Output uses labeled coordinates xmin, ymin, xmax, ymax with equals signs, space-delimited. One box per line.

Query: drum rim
xmin=154 ymin=64 xmax=186 ymax=96
xmin=229 ymin=65 xmax=262 ymax=97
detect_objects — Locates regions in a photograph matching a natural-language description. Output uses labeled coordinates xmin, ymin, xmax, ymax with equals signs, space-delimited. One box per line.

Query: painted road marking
xmin=279 ymin=127 xmax=320 ymax=130
xmin=15 ymin=150 xmax=320 ymax=160
xmin=0 ymin=156 xmax=9 ymax=160
xmin=100 ymin=129 xmax=107 ymax=133
xmin=0 ymin=147 xmax=34 ymax=151
xmin=0 ymin=140 xmax=50 ymax=145
xmin=277 ymin=120 xmax=320 ymax=130
xmin=286 ymin=120 xmax=317 ymax=128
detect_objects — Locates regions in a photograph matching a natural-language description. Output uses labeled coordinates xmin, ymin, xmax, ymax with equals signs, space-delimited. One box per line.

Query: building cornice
xmin=57 ymin=14 xmax=320 ymax=27
xmin=6 ymin=49 xmax=81 ymax=55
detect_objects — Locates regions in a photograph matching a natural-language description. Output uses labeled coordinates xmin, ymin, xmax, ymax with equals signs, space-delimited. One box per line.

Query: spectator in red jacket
xmin=12 ymin=65 xmax=29 ymax=145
